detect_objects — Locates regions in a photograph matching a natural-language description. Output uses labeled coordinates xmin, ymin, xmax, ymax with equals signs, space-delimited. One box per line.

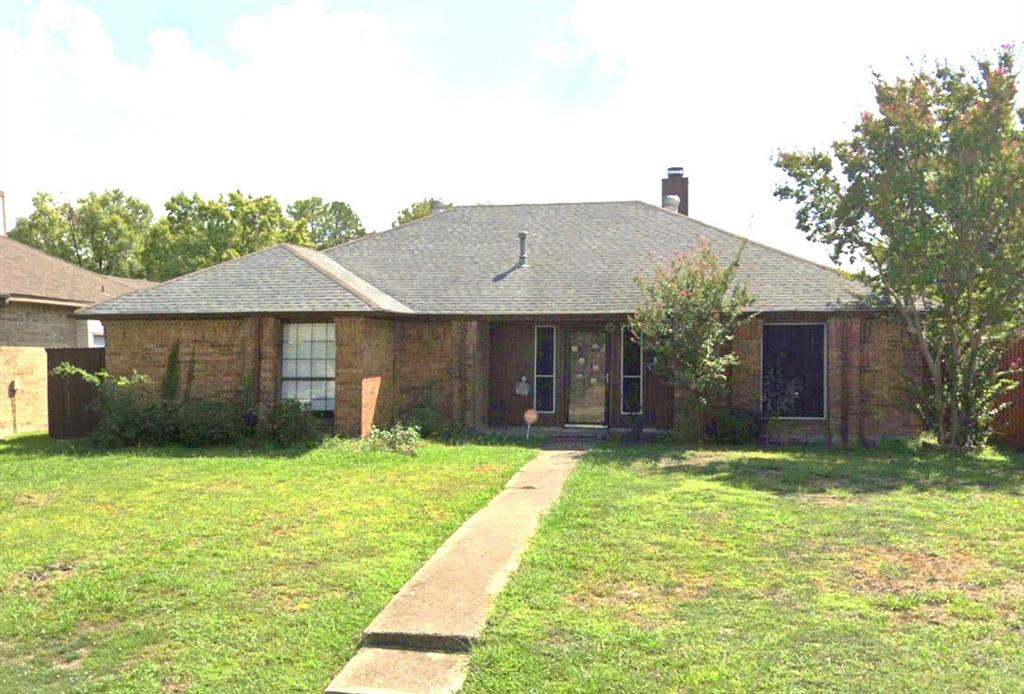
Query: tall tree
xmin=392 ymin=198 xmax=450 ymax=227
xmin=10 ymin=190 xmax=151 ymax=277
xmin=142 ymin=191 xmax=309 ymax=281
xmin=630 ymin=242 xmax=753 ymax=443
xmin=287 ymin=197 xmax=366 ymax=248
xmin=775 ymin=48 xmax=1024 ymax=449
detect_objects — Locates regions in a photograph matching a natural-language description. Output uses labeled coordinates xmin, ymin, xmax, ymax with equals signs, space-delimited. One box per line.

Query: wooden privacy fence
xmin=996 ymin=334 xmax=1024 ymax=449
xmin=47 ymin=347 xmax=105 ymax=439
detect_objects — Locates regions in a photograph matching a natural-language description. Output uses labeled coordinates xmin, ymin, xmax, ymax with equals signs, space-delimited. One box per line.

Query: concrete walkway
xmin=325 ymin=439 xmax=590 ymax=694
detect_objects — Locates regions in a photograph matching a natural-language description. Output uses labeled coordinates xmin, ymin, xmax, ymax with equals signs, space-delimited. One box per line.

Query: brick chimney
xmin=661 ymin=167 xmax=688 ymax=215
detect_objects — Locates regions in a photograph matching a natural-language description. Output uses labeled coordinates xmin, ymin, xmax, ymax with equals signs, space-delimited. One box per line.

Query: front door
xmin=568 ymin=329 xmax=607 ymax=424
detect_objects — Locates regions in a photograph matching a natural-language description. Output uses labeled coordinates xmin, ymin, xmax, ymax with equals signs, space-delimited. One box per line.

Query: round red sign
xmin=523 ymin=409 xmax=539 ymax=425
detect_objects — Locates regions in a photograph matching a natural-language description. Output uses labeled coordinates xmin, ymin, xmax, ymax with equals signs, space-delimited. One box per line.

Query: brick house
xmin=0 ymin=235 xmax=153 ymax=349
xmin=0 ymin=235 xmax=153 ymax=437
xmin=78 ymin=170 xmax=921 ymax=443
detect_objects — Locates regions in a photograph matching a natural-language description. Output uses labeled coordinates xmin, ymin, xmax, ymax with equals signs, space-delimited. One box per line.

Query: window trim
xmin=759 ymin=322 xmax=828 ymax=421
xmin=620 ymin=325 xmax=643 ymax=415
xmin=533 ymin=325 xmax=556 ymax=414
xmin=280 ymin=321 xmax=337 ymax=415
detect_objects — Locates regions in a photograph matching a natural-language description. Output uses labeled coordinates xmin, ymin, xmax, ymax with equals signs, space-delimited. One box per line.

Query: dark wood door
xmin=46 ymin=347 xmax=105 ymax=439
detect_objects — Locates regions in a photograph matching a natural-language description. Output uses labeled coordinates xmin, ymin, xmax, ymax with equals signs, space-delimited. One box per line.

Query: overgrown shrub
xmin=50 ymin=364 xmax=166 ymax=448
xmin=364 ymin=423 xmax=422 ymax=455
xmin=707 ymin=410 xmax=761 ymax=445
xmin=403 ymin=382 xmax=451 ymax=438
xmin=259 ymin=399 xmax=321 ymax=446
xmin=52 ymin=361 xmax=321 ymax=449
xmin=176 ymin=400 xmax=247 ymax=447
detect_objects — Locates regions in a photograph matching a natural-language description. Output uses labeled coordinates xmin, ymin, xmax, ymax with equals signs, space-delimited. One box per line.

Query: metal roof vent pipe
xmin=430 ymin=198 xmax=447 ymax=214
xmin=662 ymin=194 xmax=681 ymax=211
xmin=661 ymin=166 xmax=689 ymax=214
xmin=518 ymin=231 xmax=529 ymax=268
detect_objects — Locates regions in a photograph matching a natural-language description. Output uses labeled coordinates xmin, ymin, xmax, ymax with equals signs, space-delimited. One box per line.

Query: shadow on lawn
xmin=587 ymin=442 xmax=1024 ymax=496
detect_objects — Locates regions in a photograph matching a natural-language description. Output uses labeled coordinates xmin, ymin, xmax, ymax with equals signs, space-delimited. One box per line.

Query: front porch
xmin=486 ymin=319 xmax=675 ymax=431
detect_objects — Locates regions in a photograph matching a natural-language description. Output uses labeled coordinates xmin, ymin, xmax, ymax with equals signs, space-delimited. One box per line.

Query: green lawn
xmin=0 ymin=435 xmax=537 ymax=693
xmin=465 ymin=442 xmax=1024 ymax=693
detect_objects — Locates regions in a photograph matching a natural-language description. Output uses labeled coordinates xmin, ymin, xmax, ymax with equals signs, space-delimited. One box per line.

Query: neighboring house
xmin=0 ymin=235 xmax=153 ymax=348
xmin=79 ymin=170 xmax=922 ymax=443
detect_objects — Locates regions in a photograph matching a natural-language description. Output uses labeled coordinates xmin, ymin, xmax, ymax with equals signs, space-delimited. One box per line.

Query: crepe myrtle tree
xmin=776 ymin=47 xmax=1024 ymax=450
xmin=630 ymin=241 xmax=754 ymax=443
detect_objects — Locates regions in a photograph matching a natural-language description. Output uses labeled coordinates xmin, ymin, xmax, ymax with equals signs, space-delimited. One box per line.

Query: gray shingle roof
xmin=80 ymin=201 xmax=871 ymax=318
xmin=78 ymin=244 xmax=378 ymax=316
xmin=325 ymin=201 xmax=869 ymax=314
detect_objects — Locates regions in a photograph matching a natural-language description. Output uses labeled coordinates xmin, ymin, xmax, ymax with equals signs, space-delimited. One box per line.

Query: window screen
xmin=762 ymin=324 xmax=825 ymax=418
xmin=621 ymin=327 xmax=643 ymax=414
xmin=534 ymin=326 xmax=556 ymax=413
xmin=281 ymin=322 xmax=336 ymax=413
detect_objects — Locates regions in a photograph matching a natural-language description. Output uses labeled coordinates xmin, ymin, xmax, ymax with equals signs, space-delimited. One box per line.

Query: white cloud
xmin=1 ymin=0 xmax=1021 ymax=267
xmin=532 ymin=41 xmax=572 ymax=66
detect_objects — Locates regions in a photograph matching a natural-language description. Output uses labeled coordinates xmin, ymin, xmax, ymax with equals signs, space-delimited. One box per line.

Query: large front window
xmin=281 ymin=322 xmax=336 ymax=413
xmin=762 ymin=324 xmax=826 ymax=418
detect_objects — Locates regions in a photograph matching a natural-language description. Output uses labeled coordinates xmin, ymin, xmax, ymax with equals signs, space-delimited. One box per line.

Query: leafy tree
xmin=775 ymin=48 xmax=1024 ymax=450
xmin=630 ymin=241 xmax=754 ymax=443
xmin=392 ymin=198 xmax=450 ymax=227
xmin=142 ymin=191 xmax=309 ymax=280
xmin=10 ymin=190 xmax=151 ymax=277
xmin=286 ymin=197 xmax=366 ymax=248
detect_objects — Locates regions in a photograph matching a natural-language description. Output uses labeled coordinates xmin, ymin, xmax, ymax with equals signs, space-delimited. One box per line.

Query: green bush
xmin=708 ymin=410 xmax=762 ymax=445
xmin=84 ymin=371 xmax=172 ymax=448
xmin=403 ymin=382 xmax=452 ymax=438
xmin=259 ymin=399 xmax=321 ymax=446
xmin=176 ymin=400 xmax=247 ymax=447
xmin=51 ymin=361 xmax=325 ymax=449
xmin=364 ymin=423 xmax=423 ymax=455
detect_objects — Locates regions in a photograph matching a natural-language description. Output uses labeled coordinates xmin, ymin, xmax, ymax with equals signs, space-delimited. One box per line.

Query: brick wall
xmin=105 ymin=318 xmax=259 ymax=403
xmin=105 ymin=315 xmax=490 ymax=438
xmin=0 ymin=346 xmax=49 ymax=437
xmin=335 ymin=317 xmax=397 ymax=436
xmin=0 ymin=302 xmax=88 ymax=348
xmin=690 ymin=312 xmax=922 ymax=444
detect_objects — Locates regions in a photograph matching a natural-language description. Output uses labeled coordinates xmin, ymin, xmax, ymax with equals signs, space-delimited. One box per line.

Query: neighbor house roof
xmin=0 ymin=235 xmax=154 ymax=306
xmin=79 ymin=201 xmax=870 ymax=318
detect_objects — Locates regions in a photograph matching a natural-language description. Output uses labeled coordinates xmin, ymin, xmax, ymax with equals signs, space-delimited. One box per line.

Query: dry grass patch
xmin=845 ymin=545 xmax=990 ymax=597
xmin=566 ymin=578 xmax=712 ymax=627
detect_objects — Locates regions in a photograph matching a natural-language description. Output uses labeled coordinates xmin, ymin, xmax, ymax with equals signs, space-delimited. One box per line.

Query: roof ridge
xmin=281 ymin=244 xmax=413 ymax=313
xmin=634 ymin=201 xmax=859 ymax=281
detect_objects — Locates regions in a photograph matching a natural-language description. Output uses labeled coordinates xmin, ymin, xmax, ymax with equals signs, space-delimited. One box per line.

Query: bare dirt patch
xmin=53 ymin=647 xmax=89 ymax=671
xmin=20 ymin=561 xmax=75 ymax=584
xmin=13 ymin=493 xmax=49 ymax=507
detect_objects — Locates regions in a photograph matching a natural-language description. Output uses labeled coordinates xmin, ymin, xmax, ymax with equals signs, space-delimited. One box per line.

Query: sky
xmin=0 ymin=0 xmax=1021 ymax=266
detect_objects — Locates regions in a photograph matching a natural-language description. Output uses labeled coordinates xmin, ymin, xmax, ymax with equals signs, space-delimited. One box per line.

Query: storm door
xmin=568 ymin=329 xmax=608 ymax=424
